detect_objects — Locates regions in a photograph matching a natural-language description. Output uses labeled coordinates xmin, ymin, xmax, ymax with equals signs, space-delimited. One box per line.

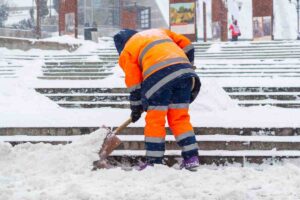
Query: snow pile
xmin=1 ymin=132 xmax=300 ymax=199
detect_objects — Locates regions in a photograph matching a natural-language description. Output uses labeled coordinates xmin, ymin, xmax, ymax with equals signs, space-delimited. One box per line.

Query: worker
xmin=113 ymin=28 xmax=201 ymax=171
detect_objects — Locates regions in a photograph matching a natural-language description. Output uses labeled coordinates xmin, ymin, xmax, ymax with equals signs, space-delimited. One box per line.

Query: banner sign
xmin=170 ymin=2 xmax=196 ymax=36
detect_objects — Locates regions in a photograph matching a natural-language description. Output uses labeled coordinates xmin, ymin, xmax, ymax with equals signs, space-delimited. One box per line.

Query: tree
xmin=36 ymin=0 xmax=49 ymax=18
xmin=0 ymin=3 xmax=9 ymax=27
xmin=53 ymin=0 xmax=59 ymax=14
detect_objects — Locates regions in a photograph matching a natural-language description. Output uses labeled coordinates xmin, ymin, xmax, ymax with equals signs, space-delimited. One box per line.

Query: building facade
xmin=198 ymin=0 xmax=298 ymax=41
xmin=77 ymin=0 xmax=168 ymax=36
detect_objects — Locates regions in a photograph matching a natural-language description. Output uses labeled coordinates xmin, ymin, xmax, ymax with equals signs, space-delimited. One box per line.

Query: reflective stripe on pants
xmin=144 ymin=77 xmax=199 ymax=161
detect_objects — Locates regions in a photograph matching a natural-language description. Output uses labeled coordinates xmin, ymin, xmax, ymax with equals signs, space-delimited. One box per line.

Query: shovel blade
xmin=99 ymin=134 xmax=122 ymax=160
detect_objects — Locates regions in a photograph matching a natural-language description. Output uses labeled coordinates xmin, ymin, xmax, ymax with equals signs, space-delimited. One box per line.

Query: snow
xmin=1 ymin=20 xmax=300 ymax=200
xmin=1 ymin=131 xmax=300 ymax=199
xmin=274 ymin=0 xmax=298 ymax=40
xmin=1 ymin=39 xmax=300 ymax=128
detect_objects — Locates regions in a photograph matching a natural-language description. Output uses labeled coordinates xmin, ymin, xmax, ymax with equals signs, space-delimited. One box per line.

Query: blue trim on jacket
xmin=141 ymin=63 xmax=201 ymax=111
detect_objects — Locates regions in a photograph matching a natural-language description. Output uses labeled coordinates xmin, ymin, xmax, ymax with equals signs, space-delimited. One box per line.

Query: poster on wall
xmin=65 ymin=13 xmax=75 ymax=36
xmin=170 ymin=2 xmax=196 ymax=35
xmin=253 ymin=16 xmax=272 ymax=40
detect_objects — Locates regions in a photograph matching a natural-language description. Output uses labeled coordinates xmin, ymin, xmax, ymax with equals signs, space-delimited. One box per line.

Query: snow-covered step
xmin=117 ymin=135 xmax=300 ymax=142
xmin=238 ymin=103 xmax=300 ymax=108
xmin=42 ymin=67 xmax=114 ymax=70
xmin=12 ymin=134 xmax=300 ymax=143
xmin=44 ymin=61 xmax=113 ymax=65
xmin=58 ymin=102 xmax=130 ymax=109
xmin=196 ymin=53 xmax=300 ymax=57
xmin=49 ymin=95 xmax=129 ymax=102
xmin=3 ymin=135 xmax=300 ymax=152
xmin=197 ymin=69 xmax=300 ymax=73
xmin=223 ymin=87 xmax=300 ymax=108
xmin=0 ymin=135 xmax=81 ymax=143
xmin=1 ymin=127 xmax=299 ymax=136
xmin=37 ymin=76 xmax=108 ymax=80
xmin=42 ymin=72 xmax=113 ymax=76
xmin=42 ymin=69 xmax=109 ymax=73
xmin=198 ymin=63 xmax=300 ymax=66
xmin=111 ymin=150 xmax=300 ymax=157
xmin=196 ymin=55 xmax=300 ymax=58
xmin=45 ymin=93 xmax=128 ymax=97
xmin=35 ymin=88 xmax=127 ymax=94
xmin=229 ymin=94 xmax=299 ymax=101
xmin=224 ymin=87 xmax=300 ymax=93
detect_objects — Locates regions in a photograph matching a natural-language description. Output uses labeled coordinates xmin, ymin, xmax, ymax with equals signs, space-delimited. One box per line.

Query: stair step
xmin=238 ymin=103 xmax=300 ymax=108
xmin=35 ymin=88 xmax=127 ymax=94
xmin=229 ymin=95 xmax=300 ymax=101
xmin=37 ymin=76 xmax=107 ymax=80
xmin=224 ymin=87 xmax=300 ymax=93
xmin=111 ymin=150 xmax=300 ymax=157
xmin=1 ymin=127 xmax=299 ymax=136
xmin=42 ymin=69 xmax=110 ymax=73
xmin=58 ymin=103 xmax=130 ymax=109
xmin=48 ymin=95 xmax=129 ymax=102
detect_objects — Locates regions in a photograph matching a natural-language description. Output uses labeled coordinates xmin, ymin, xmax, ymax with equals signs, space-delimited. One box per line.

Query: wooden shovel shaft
xmin=113 ymin=118 xmax=132 ymax=135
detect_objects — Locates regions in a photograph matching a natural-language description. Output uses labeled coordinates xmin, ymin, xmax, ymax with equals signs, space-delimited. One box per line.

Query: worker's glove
xmin=130 ymin=105 xmax=143 ymax=123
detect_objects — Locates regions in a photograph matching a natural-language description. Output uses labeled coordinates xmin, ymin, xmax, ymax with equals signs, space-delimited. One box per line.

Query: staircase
xmin=2 ymin=40 xmax=300 ymax=165
xmin=38 ymin=61 xmax=115 ymax=80
xmin=0 ymin=61 xmax=22 ymax=78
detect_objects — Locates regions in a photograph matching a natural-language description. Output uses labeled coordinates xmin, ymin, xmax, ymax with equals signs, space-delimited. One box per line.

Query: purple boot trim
xmin=136 ymin=162 xmax=154 ymax=171
xmin=181 ymin=156 xmax=199 ymax=171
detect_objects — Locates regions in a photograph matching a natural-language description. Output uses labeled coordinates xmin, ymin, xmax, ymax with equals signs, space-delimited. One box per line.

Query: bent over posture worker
xmin=114 ymin=28 xmax=201 ymax=170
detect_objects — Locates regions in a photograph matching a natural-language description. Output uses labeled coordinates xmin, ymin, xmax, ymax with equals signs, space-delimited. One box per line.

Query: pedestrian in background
xmin=229 ymin=19 xmax=241 ymax=41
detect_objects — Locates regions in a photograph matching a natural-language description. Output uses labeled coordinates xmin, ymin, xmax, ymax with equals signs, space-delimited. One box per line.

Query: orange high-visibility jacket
xmin=118 ymin=28 xmax=200 ymax=105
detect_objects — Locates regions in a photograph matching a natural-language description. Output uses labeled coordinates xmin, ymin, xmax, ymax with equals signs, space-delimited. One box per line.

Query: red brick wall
xmin=252 ymin=0 xmax=273 ymax=39
xmin=59 ymin=0 xmax=78 ymax=37
xmin=253 ymin=0 xmax=273 ymax=17
xmin=120 ymin=5 xmax=138 ymax=29
xmin=212 ymin=0 xmax=228 ymax=41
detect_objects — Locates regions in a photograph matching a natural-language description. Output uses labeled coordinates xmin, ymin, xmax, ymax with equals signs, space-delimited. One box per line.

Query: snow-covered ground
xmin=1 ymin=130 xmax=300 ymax=200
xmin=1 ymin=37 xmax=300 ymax=199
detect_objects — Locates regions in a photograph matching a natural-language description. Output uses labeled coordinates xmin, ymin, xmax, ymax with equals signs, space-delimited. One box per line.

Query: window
xmin=139 ymin=8 xmax=150 ymax=29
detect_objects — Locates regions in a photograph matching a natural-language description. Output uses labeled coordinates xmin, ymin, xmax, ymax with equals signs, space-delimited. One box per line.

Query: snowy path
xmin=1 ymin=131 xmax=300 ymax=200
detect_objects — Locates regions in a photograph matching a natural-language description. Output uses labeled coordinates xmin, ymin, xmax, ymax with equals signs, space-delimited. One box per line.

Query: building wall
xmin=120 ymin=5 xmax=138 ymax=29
xmin=121 ymin=0 xmax=168 ymax=29
xmin=59 ymin=0 xmax=78 ymax=37
xmin=212 ymin=0 xmax=228 ymax=41
xmin=253 ymin=0 xmax=273 ymax=17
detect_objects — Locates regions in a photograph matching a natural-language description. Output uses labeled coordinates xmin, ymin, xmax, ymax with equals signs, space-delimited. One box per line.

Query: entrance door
xmin=253 ymin=16 xmax=272 ymax=41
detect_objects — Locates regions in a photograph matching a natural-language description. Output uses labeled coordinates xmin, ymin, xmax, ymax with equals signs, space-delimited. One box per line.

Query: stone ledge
xmin=0 ymin=37 xmax=81 ymax=52
xmin=1 ymin=127 xmax=299 ymax=136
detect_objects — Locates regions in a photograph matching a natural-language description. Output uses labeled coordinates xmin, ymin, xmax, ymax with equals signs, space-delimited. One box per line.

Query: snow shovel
xmin=92 ymin=118 xmax=132 ymax=170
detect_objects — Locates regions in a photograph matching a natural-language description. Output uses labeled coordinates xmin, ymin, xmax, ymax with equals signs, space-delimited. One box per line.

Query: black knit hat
xmin=113 ymin=29 xmax=138 ymax=55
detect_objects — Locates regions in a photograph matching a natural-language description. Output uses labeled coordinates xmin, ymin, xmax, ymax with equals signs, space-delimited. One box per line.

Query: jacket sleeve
xmin=119 ymin=50 xmax=143 ymax=111
xmin=164 ymin=29 xmax=194 ymax=65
